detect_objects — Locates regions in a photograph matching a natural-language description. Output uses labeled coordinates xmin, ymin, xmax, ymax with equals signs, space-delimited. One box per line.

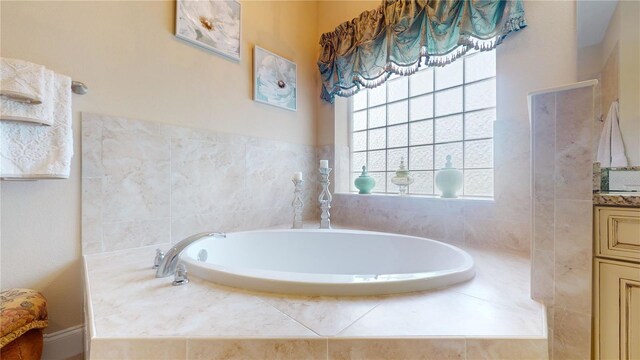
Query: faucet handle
xmin=153 ymin=248 xmax=165 ymax=269
xmin=172 ymin=263 xmax=189 ymax=286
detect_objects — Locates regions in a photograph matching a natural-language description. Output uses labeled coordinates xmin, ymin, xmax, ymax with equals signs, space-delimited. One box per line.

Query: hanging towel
xmin=0 ymin=69 xmax=55 ymax=126
xmin=597 ymin=100 xmax=628 ymax=168
xmin=0 ymin=58 xmax=47 ymax=104
xmin=0 ymin=73 xmax=73 ymax=179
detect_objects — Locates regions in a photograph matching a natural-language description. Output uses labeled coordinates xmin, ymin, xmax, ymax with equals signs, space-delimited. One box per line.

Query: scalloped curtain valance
xmin=318 ymin=0 xmax=527 ymax=103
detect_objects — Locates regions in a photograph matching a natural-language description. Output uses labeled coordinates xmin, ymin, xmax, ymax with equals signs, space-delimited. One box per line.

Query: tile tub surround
xmin=326 ymin=121 xmax=532 ymax=255
xmin=530 ymin=81 xmax=597 ymax=359
xmin=81 ymin=112 xmax=320 ymax=254
xmin=330 ymin=192 xmax=531 ymax=254
xmin=84 ymin=239 xmax=547 ymax=359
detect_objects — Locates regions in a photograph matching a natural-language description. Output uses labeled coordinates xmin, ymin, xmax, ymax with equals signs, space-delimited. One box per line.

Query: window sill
xmin=333 ymin=192 xmax=495 ymax=203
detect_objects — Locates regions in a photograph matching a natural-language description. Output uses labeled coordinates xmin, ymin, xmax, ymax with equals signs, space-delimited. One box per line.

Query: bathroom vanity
xmin=592 ymin=194 xmax=640 ymax=360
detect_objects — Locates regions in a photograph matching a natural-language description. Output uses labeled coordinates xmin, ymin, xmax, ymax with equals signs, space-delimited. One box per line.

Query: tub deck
xmin=84 ymin=233 xmax=547 ymax=359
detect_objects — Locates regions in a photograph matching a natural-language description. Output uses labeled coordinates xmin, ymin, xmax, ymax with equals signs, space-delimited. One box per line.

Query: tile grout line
xmin=449 ymin=288 xmax=544 ymax=315
xmin=169 ymin=135 xmax=173 ymax=245
xmin=334 ymin=301 xmax=383 ymax=337
xmin=250 ymin=296 xmax=325 ymax=338
xmin=326 ymin=337 xmax=329 ymax=360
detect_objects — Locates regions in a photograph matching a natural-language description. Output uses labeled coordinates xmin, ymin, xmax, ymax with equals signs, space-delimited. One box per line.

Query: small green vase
xmin=435 ymin=155 xmax=463 ymax=198
xmin=354 ymin=165 xmax=376 ymax=194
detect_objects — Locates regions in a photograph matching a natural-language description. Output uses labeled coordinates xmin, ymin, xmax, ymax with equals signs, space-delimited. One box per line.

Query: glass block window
xmin=350 ymin=50 xmax=496 ymax=197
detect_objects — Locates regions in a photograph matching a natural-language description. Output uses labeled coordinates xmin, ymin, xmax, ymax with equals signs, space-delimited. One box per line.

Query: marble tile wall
xmin=327 ymin=118 xmax=532 ymax=254
xmin=531 ymin=84 xmax=595 ymax=359
xmin=90 ymin=337 xmax=548 ymax=359
xmin=81 ymin=113 xmax=320 ymax=254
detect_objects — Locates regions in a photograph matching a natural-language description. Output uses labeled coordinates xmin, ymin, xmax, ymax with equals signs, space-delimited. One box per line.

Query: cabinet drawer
xmin=595 ymin=206 xmax=640 ymax=263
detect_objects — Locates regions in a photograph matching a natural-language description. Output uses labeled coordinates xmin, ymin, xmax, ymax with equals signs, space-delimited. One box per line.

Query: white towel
xmin=597 ymin=100 xmax=628 ymax=168
xmin=0 ymin=73 xmax=74 ymax=179
xmin=0 ymin=58 xmax=46 ymax=104
xmin=0 ymin=69 xmax=55 ymax=126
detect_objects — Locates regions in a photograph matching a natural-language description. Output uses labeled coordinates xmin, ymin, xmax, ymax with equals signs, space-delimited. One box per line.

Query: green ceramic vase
xmin=354 ymin=165 xmax=376 ymax=194
xmin=435 ymin=155 xmax=463 ymax=198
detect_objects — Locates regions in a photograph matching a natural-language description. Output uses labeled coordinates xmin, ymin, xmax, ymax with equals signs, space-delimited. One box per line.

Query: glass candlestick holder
xmin=318 ymin=167 xmax=332 ymax=229
xmin=291 ymin=179 xmax=304 ymax=229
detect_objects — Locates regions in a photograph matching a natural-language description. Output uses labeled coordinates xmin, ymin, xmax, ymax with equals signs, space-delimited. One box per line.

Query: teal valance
xmin=318 ymin=0 xmax=527 ymax=103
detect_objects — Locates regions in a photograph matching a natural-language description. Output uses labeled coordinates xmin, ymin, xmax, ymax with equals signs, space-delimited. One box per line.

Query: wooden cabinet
xmin=594 ymin=206 xmax=640 ymax=360
xmin=595 ymin=207 xmax=640 ymax=262
xmin=594 ymin=259 xmax=640 ymax=359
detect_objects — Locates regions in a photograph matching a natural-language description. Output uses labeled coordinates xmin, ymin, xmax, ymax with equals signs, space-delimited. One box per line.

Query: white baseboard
xmin=42 ymin=324 xmax=84 ymax=360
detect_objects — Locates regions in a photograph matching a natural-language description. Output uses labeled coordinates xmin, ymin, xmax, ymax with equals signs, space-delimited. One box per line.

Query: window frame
xmin=348 ymin=50 xmax=496 ymax=197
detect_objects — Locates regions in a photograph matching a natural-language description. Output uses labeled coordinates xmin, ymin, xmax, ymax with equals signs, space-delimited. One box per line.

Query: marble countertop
xmin=84 ymin=234 xmax=547 ymax=359
xmin=593 ymin=192 xmax=640 ymax=207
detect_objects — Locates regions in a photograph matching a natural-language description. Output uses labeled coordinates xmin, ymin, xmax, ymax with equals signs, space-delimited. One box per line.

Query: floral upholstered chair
xmin=1 ymin=289 xmax=49 ymax=360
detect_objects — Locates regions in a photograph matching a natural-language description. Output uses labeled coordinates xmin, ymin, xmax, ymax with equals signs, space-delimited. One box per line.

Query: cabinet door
xmin=595 ymin=259 xmax=640 ymax=360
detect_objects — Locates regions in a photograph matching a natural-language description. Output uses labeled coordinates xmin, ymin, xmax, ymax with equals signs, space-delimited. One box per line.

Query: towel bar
xmin=71 ymin=81 xmax=88 ymax=95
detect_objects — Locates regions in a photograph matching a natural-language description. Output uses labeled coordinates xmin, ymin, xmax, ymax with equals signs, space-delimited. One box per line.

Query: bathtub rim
xmin=180 ymin=228 xmax=475 ymax=296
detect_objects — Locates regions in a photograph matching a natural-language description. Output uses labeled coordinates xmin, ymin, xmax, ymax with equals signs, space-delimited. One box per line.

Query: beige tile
xmin=92 ymin=278 xmax=318 ymax=338
xmin=533 ymin=196 xmax=554 ymax=252
xmin=464 ymin=217 xmax=530 ymax=253
xmin=81 ymin=113 xmax=104 ymax=178
xmin=101 ymin=127 xmax=170 ymax=174
xmin=100 ymin=113 xmax=175 ymax=138
xmin=339 ymin=290 xmax=543 ymax=337
xmin=261 ymin=295 xmax=381 ymax=336
xmin=554 ymin=200 xmax=592 ymax=270
xmin=187 ymin=339 xmax=327 ymax=360
xmin=531 ymin=250 xmax=554 ymax=304
xmin=90 ymin=338 xmax=186 ymax=360
xmin=466 ymin=339 xmax=548 ymax=360
xmin=554 ymin=87 xmax=594 ymax=201
xmin=82 ymin=177 xmax=103 ymax=249
xmin=170 ymin=212 xmax=244 ymax=243
xmin=328 ymin=338 xmax=465 ymax=360
xmin=102 ymin=162 xmax=171 ymax=223
xmin=553 ymin=264 xmax=592 ymax=316
xmin=552 ymin=307 xmax=592 ymax=360
xmin=170 ymin=139 xmax=247 ymax=218
xmin=102 ymin=219 xmax=170 ymax=251
xmin=531 ymin=93 xmax=556 ymax=175
xmin=83 ymin=241 xmax=103 ymax=255
xmin=553 ymin=199 xmax=592 ymax=314
xmin=533 ymin=172 xmax=555 ymax=205
xmin=451 ymin=245 xmax=543 ymax=313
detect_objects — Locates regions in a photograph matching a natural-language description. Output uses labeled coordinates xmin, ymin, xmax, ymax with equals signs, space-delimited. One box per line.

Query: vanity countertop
xmin=593 ymin=192 xmax=640 ymax=207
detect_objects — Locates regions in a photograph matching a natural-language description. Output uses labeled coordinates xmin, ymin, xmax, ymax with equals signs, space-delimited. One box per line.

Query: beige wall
xmin=615 ymin=0 xmax=640 ymax=166
xmin=583 ymin=0 xmax=640 ymax=166
xmin=0 ymin=0 xmax=318 ymax=333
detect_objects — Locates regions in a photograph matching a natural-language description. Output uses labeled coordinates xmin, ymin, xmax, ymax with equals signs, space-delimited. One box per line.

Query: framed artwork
xmin=253 ymin=46 xmax=297 ymax=112
xmin=175 ymin=0 xmax=241 ymax=61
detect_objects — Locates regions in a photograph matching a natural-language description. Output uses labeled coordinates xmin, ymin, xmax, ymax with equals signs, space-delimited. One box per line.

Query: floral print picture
xmin=254 ymin=46 xmax=297 ymax=111
xmin=176 ymin=0 xmax=241 ymax=61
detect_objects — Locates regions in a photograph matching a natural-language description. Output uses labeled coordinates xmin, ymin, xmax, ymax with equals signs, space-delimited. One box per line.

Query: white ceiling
xmin=577 ymin=0 xmax=618 ymax=48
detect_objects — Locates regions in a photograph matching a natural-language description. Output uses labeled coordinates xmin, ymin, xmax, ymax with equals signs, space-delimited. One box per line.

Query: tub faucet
xmin=155 ymin=232 xmax=225 ymax=278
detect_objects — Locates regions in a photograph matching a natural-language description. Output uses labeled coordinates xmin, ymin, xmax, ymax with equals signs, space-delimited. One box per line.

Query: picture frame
xmin=253 ymin=46 xmax=297 ymax=112
xmin=175 ymin=0 xmax=241 ymax=62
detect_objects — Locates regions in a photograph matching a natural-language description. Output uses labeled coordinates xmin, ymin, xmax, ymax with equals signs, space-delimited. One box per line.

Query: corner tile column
xmin=531 ymin=84 xmax=596 ymax=360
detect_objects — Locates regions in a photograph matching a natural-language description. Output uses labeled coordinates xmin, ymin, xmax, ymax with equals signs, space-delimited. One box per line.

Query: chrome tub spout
xmin=155 ymin=232 xmax=225 ymax=278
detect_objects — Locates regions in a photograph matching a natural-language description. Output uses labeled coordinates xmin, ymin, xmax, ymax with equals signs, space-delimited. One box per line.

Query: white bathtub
xmin=181 ymin=229 xmax=475 ymax=296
